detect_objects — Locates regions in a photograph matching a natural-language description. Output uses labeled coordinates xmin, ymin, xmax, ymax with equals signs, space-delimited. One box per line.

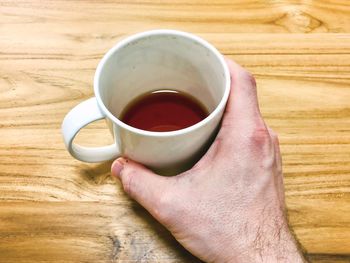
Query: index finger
xmin=220 ymin=58 xmax=264 ymax=132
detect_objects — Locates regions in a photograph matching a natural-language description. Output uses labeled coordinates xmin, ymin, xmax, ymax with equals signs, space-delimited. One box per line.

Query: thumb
xmin=111 ymin=158 xmax=171 ymax=216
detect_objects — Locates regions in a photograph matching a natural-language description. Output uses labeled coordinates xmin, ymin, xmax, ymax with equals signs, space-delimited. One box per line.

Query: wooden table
xmin=1 ymin=1 xmax=349 ymax=262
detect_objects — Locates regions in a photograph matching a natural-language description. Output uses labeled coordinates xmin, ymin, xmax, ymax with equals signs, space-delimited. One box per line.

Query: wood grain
xmin=0 ymin=201 xmax=201 ymax=263
xmin=1 ymin=0 xmax=350 ymax=262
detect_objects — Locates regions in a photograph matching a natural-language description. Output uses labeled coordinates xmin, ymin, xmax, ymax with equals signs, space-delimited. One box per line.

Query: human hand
xmin=111 ymin=59 xmax=305 ymax=262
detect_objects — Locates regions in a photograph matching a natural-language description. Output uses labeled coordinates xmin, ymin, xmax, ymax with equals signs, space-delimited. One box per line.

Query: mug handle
xmin=61 ymin=97 xmax=120 ymax=162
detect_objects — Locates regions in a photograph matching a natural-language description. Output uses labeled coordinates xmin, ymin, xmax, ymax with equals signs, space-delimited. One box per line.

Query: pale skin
xmin=111 ymin=59 xmax=306 ymax=263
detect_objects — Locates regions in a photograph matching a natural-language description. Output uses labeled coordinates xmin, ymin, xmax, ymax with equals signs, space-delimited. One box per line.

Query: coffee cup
xmin=62 ymin=30 xmax=230 ymax=175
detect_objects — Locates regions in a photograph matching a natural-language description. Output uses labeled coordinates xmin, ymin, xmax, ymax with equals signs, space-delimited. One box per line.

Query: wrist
xmin=247 ymin=224 xmax=305 ymax=263
xmin=221 ymin=214 xmax=306 ymax=263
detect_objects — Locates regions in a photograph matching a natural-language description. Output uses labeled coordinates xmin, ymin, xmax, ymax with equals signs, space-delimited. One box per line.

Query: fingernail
xmin=111 ymin=158 xmax=125 ymax=179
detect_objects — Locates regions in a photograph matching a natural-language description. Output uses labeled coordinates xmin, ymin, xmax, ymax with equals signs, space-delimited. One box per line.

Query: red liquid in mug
xmin=120 ymin=90 xmax=209 ymax=132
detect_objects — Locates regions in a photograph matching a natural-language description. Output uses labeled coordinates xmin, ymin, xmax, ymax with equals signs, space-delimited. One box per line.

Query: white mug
xmin=62 ymin=30 xmax=230 ymax=175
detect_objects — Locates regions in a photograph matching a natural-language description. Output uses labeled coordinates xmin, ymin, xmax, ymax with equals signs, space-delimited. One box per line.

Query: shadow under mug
xmin=62 ymin=30 xmax=231 ymax=175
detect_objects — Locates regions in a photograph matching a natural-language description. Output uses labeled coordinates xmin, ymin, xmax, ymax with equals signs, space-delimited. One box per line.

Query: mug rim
xmin=94 ymin=29 xmax=231 ymax=137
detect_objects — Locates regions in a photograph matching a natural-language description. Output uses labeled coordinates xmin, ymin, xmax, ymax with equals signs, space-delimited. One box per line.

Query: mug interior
xmin=97 ymin=31 xmax=227 ymax=123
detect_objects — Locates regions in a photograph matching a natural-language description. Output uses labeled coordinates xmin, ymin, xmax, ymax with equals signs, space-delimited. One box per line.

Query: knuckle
xmin=249 ymin=124 xmax=271 ymax=146
xmin=242 ymin=71 xmax=257 ymax=88
xmin=268 ymin=128 xmax=277 ymax=138
xmin=268 ymin=128 xmax=279 ymax=145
